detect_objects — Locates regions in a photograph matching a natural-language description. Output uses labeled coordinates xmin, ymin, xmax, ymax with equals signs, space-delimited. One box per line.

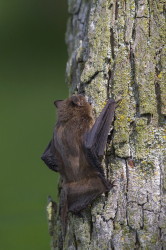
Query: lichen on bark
xmin=48 ymin=0 xmax=166 ymax=249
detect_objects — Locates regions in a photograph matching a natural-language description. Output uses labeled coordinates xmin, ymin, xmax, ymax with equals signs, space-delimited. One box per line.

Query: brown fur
xmin=41 ymin=95 xmax=116 ymax=234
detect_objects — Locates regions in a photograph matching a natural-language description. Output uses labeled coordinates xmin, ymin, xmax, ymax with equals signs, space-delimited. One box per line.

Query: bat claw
xmin=115 ymin=98 xmax=122 ymax=107
xmin=107 ymin=180 xmax=117 ymax=190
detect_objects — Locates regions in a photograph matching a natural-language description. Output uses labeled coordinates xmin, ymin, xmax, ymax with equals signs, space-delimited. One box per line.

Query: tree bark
xmin=48 ymin=0 xmax=166 ymax=249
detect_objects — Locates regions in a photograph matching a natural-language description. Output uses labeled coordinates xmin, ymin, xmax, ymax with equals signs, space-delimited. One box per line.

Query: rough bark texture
xmin=47 ymin=0 xmax=166 ymax=249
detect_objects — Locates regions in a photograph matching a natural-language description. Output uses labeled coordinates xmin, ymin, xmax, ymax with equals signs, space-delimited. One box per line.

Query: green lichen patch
xmin=137 ymin=211 xmax=161 ymax=248
xmin=127 ymin=202 xmax=143 ymax=230
xmin=140 ymin=160 xmax=155 ymax=175
xmin=134 ymin=18 xmax=157 ymax=116
xmin=112 ymin=46 xmax=131 ymax=157
xmin=136 ymin=0 xmax=149 ymax=18
xmin=163 ymin=157 xmax=166 ymax=191
xmin=158 ymin=47 xmax=166 ymax=115
xmin=64 ymin=211 xmax=91 ymax=250
xmin=112 ymin=225 xmax=136 ymax=250
xmin=125 ymin=0 xmax=135 ymax=43
xmin=80 ymin=0 xmax=111 ymax=83
xmin=138 ymin=230 xmax=161 ymax=249
xmin=135 ymin=118 xmax=155 ymax=159
xmin=84 ymin=72 xmax=108 ymax=114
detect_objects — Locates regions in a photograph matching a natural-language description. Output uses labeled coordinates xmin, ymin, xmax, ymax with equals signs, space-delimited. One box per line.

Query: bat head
xmin=54 ymin=95 xmax=93 ymax=122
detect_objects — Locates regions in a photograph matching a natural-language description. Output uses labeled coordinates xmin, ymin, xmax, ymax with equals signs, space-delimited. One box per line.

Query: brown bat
xmin=41 ymin=95 xmax=116 ymax=226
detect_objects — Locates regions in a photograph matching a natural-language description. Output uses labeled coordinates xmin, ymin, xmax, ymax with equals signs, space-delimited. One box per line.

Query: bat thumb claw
xmin=115 ymin=98 xmax=122 ymax=107
xmin=107 ymin=180 xmax=118 ymax=190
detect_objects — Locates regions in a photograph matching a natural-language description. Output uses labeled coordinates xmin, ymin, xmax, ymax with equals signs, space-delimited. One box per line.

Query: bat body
xmin=41 ymin=95 xmax=116 ymax=226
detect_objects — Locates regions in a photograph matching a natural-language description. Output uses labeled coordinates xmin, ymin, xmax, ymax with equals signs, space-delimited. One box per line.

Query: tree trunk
xmin=48 ymin=0 xmax=166 ymax=249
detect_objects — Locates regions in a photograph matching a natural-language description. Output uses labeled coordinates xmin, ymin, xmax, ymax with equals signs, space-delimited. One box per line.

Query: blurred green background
xmin=0 ymin=1 xmax=68 ymax=249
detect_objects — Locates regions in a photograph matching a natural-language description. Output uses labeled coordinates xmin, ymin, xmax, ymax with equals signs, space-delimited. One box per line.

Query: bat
xmin=41 ymin=95 xmax=116 ymax=229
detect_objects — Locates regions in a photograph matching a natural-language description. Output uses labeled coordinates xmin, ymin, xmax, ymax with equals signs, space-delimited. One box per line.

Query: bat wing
xmin=41 ymin=138 xmax=59 ymax=172
xmin=83 ymin=98 xmax=116 ymax=179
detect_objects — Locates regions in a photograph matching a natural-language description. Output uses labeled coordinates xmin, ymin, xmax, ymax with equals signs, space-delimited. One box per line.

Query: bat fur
xmin=41 ymin=95 xmax=116 ymax=231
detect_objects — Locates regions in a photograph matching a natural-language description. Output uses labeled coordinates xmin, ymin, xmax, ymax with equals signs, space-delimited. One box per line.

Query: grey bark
xmin=47 ymin=0 xmax=166 ymax=249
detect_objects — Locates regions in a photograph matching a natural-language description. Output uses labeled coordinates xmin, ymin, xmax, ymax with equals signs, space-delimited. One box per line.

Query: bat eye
xmin=71 ymin=101 xmax=82 ymax=107
xmin=71 ymin=96 xmax=84 ymax=107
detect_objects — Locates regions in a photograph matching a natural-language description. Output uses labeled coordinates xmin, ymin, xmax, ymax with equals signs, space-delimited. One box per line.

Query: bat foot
xmin=107 ymin=180 xmax=117 ymax=190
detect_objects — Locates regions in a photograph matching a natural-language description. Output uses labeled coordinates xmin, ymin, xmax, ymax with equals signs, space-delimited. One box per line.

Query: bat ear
xmin=71 ymin=95 xmax=84 ymax=106
xmin=54 ymin=100 xmax=63 ymax=108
